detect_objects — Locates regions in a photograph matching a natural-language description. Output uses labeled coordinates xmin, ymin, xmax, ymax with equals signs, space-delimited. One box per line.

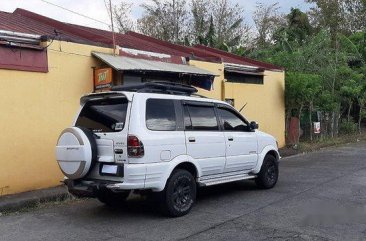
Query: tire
xmin=161 ymin=169 xmax=196 ymax=217
xmin=97 ymin=189 xmax=130 ymax=207
xmin=255 ymin=155 xmax=279 ymax=189
xmin=56 ymin=126 xmax=97 ymax=180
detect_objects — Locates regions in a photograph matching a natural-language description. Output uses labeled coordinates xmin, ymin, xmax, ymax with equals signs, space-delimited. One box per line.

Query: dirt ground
xmin=279 ymin=132 xmax=366 ymax=157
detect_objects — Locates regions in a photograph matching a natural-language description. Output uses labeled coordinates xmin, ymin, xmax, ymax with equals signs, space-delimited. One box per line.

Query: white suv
xmin=55 ymin=82 xmax=280 ymax=217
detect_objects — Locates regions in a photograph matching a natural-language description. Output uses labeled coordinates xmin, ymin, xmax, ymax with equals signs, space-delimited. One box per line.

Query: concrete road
xmin=1 ymin=142 xmax=366 ymax=241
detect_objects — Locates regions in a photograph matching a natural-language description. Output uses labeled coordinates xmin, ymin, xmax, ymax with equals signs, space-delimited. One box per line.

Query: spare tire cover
xmin=55 ymin=127 xmax=97 ymax=180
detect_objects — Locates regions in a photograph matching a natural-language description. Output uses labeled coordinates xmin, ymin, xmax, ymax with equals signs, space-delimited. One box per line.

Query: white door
xmin=184 ymin=103 xmax=226 ymax=176
xmin=217 ymin=107 xmax=258 ymax=173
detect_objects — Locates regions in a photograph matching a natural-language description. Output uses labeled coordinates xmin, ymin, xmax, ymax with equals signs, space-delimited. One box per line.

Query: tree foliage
xmin=112 ymin=1 xmax=135 ymax=33
xmin=253 ymin=2 xmax=284 ymax=47
xmin=113 ymin=0 xmax=251 ymax=48
xmin=138 ymin=0 xmax=189 ymax=44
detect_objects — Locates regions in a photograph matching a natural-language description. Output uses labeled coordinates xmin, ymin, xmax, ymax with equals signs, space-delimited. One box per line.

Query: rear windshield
xmin=75 ymin=98 xmax=128 ymax=132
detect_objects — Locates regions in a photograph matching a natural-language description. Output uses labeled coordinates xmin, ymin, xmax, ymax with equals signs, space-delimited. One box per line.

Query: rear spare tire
xmin=55 ymin=127 xmax=97 ymax=180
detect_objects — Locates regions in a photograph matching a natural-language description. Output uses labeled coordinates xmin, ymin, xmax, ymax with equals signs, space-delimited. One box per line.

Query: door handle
xmin=228 ymin=137 xmax=234 ymax=141
xmin=188 ymin=137 xmax=196 ymax=143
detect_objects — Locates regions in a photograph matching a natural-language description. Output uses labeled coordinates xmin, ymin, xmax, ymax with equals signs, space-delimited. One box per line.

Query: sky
xmin=0 ymin=0 xmax=313 ymax=30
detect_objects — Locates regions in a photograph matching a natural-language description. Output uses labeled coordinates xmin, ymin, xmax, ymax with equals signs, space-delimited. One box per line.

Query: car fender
xmin=251 ymin=145 xmax=279 ymax=174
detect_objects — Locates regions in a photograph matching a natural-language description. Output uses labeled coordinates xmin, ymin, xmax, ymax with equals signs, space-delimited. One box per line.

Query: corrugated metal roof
xmin=193 ymin=45 xmax=284 ymax=71
xmin=92 ymin=52 xmax=216 ymax=76
xmin=0 ymin=9 xmax=98 ymax=46
xmin=125 ymin=32 xmax=284 ymax=71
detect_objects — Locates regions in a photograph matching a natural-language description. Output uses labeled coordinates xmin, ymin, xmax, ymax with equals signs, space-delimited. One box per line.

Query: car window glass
xmin=76 ymin=98 xmax=128 ymax=132
xmin=146 ymin=99 xmax=176 ymax=131
xmin=218 ymin=108 xmax=248 ymax=131
xmin=186 ymin=105 xmax=219 ymax=131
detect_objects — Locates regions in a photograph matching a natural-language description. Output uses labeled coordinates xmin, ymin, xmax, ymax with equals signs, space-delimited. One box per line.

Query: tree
xmin=112 ymin=1 xmax=136 ymax=33
xmin=112 ymin=0 xmax=251 ymax=48
xmin=212 ymin=0 xmax=250 ymax=48
xmin=307 ymin=0 xmax=366 ymax=37
xmin=342 ymin=31 xmax=366 ymax=132
xmin=286 ymin=72 xmax=321 ymax=142
xmin=190 ymin=0 xmax=211 ymax=45
xmin=189 ymin=0 xmax=251 ymax=49
xmin=355 ymin=76 xmax=366 ymax=133
xmin=206 ymin=15 xmax=215 ymax=47
xmin=306 ymin=0 xmax=344 ymax=46
xmin=286 ymin=8 xmax=313 ymax=44
xmin=342 ymin=0 xmax=366 ymax=33
xmin=337 ymin=65 xmax=363 ymax=122
xmin=138 ymin=0 xmax=189 ymax=44
xmin=253 ymin=2 xmax=284 ymax=47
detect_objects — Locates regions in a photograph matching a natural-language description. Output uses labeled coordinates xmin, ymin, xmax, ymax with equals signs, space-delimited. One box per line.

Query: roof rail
xmin=111 ymin=81 xmax=198 ymax=96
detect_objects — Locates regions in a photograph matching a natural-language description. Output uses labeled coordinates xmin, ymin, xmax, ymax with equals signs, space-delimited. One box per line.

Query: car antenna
xmin=239 ymin=103 xmax=248 ymax=113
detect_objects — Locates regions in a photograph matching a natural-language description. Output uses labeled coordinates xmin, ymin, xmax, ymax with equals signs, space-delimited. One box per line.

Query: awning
xmin=92 ymin=52 xmax=215 ymax=76
xmin=224 ymin=62 xmax=265 ymax=76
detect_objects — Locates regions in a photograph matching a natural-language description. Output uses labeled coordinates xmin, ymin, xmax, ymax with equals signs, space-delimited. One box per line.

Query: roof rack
xmin=111 ymin=81 xmax=199 ymax=96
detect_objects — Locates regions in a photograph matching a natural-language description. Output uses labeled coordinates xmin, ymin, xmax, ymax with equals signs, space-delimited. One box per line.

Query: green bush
xmin=339 ymin=119 xmax=357 ymax=134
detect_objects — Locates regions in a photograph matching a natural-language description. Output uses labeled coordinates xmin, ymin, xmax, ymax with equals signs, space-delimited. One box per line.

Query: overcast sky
xmin=1 ymin=0 xmax=313 ymax=30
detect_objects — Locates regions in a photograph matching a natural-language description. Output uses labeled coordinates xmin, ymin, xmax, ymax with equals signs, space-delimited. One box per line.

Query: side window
xmin=185 ymin=105 xmax=219 ymax=131
xmin=146 ymin=99 xmax=176 ymax=131
xmin=218 ymin=108 xmax=248 ymax=131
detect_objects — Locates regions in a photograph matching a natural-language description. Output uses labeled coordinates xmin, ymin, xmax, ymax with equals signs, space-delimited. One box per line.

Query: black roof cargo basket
xmin=111 ymin=81 xmax=199 ymax=96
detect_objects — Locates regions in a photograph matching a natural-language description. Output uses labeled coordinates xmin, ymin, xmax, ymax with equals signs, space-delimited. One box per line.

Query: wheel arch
xmin=251 ymin=145 xmax=280 ymax=174
xmin=174 ymin=162 xmax=199 ymax=178
xmin=150 ymin=155 xmax=201 ymax=192
xmin=266 ymin=150 xmax=279 ymax=162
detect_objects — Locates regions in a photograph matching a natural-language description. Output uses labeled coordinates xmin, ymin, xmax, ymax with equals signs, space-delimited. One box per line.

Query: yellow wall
xmin=190 ymin=60 xmax=286 ymax=147
xmin=0 ymin=41 xmax=113 ymax=196
xmin=224 ymin=71 xmax=286 ymax=147
xmin=189 ymin=60 xmax=225 ymax=100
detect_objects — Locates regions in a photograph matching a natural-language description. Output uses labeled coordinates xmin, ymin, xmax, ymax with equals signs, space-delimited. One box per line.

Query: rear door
xmin=74 ymin=96 xmax=129 ymax=178
xmin=217 ymin=106 xmax=258 ymax=173
xmin=183 ymin=101 xmax=226 ymax=176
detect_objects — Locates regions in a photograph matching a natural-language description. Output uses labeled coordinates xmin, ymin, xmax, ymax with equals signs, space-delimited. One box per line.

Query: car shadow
xmin=87 ymin=180 xmax=259 ymax=218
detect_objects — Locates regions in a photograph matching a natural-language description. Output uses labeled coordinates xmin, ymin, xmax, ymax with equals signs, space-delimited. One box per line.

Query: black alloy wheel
xmin=162 ymin=169 xmax=196 ymax=217
xmin=255 ymin=155 xmax=279 ymax=189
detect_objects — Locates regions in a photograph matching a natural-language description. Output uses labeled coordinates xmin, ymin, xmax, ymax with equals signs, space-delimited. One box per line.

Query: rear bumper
xmin=66 ymin=162 xmax=170 ymax=195
xmin=64 ymin=178 xmax=147 ymax=198
xmin=64 ymin=179 xmax=128 ymax=197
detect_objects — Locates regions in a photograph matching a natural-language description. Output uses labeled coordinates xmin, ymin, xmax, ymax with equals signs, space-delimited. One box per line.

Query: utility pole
xmin=109 ymin=0 xmax=116 ymax=56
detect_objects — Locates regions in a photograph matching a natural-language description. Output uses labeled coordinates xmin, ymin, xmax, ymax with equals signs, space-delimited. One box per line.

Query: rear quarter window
xmin=75 ymin=98 xmax=128 ymax=132
xmin=146 ymin=99 xmax=177 ymax=131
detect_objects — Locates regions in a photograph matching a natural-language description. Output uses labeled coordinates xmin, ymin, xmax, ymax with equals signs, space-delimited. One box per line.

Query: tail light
xmin=127 ymin=135 xmax=144 ymax=157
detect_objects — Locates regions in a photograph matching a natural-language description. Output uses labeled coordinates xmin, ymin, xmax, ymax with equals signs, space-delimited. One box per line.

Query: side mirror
xmin=250 ymin=121 xmax=259 ymax=130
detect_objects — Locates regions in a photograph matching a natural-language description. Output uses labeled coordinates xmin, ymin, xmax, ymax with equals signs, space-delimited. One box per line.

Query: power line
xmin=40 ymin=0 xmax=110 ymax=27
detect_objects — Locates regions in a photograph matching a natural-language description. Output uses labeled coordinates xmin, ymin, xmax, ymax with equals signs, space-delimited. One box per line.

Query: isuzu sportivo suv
xmin=55 ymin=82 xmax=280 ymax=217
